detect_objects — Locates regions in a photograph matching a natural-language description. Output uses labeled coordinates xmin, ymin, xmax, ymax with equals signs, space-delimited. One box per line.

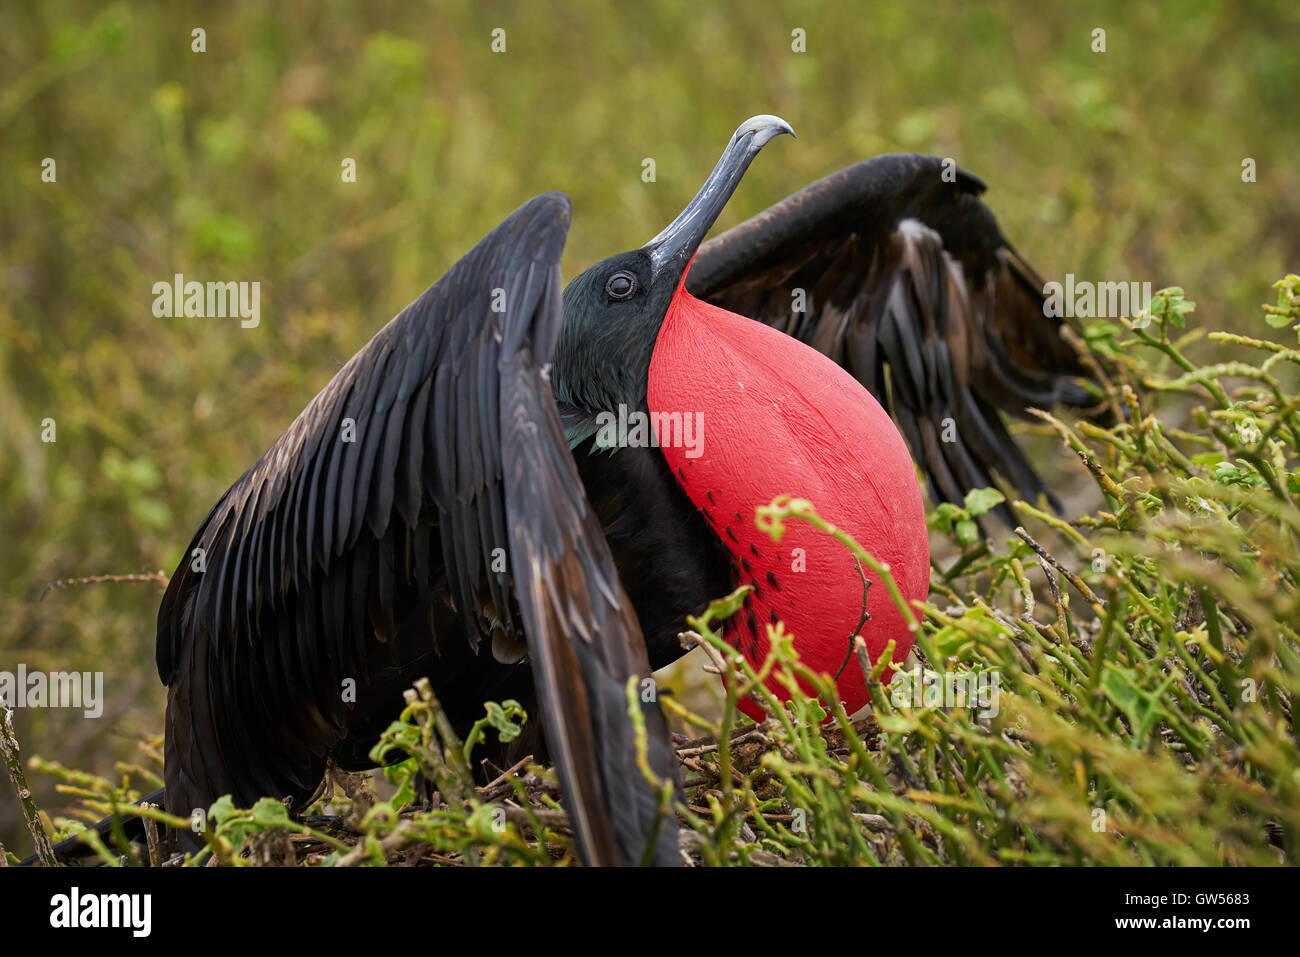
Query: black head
xmin=554 ymin=115 xmax=795 ymax=417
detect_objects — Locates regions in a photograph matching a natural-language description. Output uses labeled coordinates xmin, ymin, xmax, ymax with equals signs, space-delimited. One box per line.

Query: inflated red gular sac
xmin=554 ymin=116 xmax=932 ymax=724
xmin=650 ymin=266 xmax=929 ymax=720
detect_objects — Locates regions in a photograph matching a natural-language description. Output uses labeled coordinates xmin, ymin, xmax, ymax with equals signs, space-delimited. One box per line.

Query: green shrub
xmin=12 ymin=280 xmax=1299 ymax=867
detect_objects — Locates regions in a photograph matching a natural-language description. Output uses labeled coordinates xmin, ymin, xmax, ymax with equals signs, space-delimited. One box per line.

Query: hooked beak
xmin=644 ymin=114 xmax=795 ymax=286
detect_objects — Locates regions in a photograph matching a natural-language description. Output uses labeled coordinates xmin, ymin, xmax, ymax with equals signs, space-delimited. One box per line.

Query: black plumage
xmin=157 ymin=193 xmax=676 ymax=866
xmin=688 ymin=153 xmax=1094 ymax=520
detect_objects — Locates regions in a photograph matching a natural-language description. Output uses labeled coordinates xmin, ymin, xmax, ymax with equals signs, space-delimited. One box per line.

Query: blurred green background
xmin=2 ymin=0 xmax=1297 ymax=854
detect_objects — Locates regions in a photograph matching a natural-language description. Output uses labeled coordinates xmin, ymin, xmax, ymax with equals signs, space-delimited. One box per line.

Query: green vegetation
xmin=11 ymin=282 xmax=1300 ymax=865
xmin=2 ymin=1 xmax=1298 ymax=860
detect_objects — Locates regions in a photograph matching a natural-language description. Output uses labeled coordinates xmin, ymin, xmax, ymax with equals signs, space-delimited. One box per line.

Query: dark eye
xmin=605 ymin=271 xmax=637 ymax=300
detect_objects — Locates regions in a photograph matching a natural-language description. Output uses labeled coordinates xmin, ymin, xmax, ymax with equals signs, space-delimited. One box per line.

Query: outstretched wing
xmin=157 ymin=193 xmax=676 ymax=866
xmin=687 ymin=154 xmax=1094 ymax=519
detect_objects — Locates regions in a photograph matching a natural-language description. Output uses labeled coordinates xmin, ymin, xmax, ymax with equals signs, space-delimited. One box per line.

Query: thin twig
xmin=476 ymin=754 xmax=533 ymax=799
xmin=835 ymin=558 xmax=873 ymax=681
xmin=502 ymin=806 xmax=570 ymax=830
xmin=39 ymin=572 xmax=169 ymax=602
xmin=676 ymin=729 xmax=770 ymax=758
xmin=1 ymin=708 xmax=56 ymax=866
xmin=1014 ymin=527 xmax=1107 ymax=613
xmin=679 ymin=629 xmax=730 ymax=675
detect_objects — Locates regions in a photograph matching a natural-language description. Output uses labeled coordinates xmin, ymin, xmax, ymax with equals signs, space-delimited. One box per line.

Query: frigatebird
xmin=41 ymin=115 xmax=1091 ymax=867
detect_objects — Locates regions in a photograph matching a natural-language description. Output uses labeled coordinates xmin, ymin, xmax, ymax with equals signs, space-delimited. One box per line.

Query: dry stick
xmin=676 ymin=729 xmax=770 ymax=759
xmin=1 ymin=708 xmax=56 ymax=866
xmin=142 ymin=803 xmax=163 ymax=867
xmin=476 ymin=754 xmax=533 ymax=797
xmin=1014 ymin=527 xmax=1107 ymax=614
xmin=1041 ymin=561 xmax=1068 ymax=633
xmin=679 ymin=628 xmax=730 ymax=675
xmin=38 ymin=572 xmax=169 ymax=602
xmin=335 ymin=822 xmax=418 ymax=867
xmin=677 ymin=829 xmax=790 ymax=867
xmin=854 ymin=635 xmax=874 ymax=686
xmin=503 ymin=806 xmax=569 ymax=830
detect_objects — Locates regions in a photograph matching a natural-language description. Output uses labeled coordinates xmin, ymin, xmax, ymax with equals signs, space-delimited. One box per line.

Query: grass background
xmin=2 ymin=0 xmax=1298 ymax=854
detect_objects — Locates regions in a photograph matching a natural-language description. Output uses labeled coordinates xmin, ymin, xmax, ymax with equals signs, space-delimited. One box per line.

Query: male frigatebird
xmin=42 ymin=116 xmax=1090 ymax=867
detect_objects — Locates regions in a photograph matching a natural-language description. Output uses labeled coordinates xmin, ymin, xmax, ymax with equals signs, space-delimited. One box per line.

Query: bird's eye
xmin=605 ymin=272 xmax=637 ymax=300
